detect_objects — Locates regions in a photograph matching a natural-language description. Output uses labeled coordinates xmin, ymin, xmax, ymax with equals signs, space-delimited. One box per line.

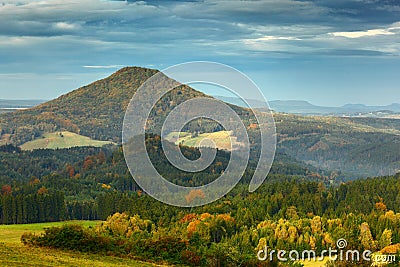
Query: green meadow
xmin=20 ymin=131 xmax=114 ymax=151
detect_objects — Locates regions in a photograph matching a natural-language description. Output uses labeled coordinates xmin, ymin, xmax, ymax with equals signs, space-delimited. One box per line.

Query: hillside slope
xmin=0 ymin=67 xmax=207 ymax=145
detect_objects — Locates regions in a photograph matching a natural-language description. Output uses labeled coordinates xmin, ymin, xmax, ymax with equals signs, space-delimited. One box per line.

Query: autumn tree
xmin=359 ymin=222 xmax=377 ymax=251
xmin=1 ymin=184 xmax=12 ymax=195
xmin=379 ymin=229 xmax=392 ymax=250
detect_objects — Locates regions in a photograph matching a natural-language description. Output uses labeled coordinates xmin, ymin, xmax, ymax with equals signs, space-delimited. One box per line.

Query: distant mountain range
xmin=215 ymin=97 xmax=400 ymax=116
xmin=0 ymin=99 xmax=46 ymax=114
xmin=0 ymin=99 xmax=46 ymax=109
xmin=3 ymin=96 xmax=399 ymax=117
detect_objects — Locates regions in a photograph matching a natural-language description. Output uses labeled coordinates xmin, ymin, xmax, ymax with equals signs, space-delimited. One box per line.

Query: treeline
xmin=0 ymin=188 xmax=65 ymax=224
xmin=3 ymin=172 xmax=399 ymax=227
xmin=66 ymin=173 xmax=400 ymax=223
xmin=0 ymin=145 xmax=111 ymax=184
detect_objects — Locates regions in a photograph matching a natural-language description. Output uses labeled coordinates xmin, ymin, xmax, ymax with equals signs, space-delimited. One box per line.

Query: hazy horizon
xmin=1 ymin=92 xmax=399 ymax=109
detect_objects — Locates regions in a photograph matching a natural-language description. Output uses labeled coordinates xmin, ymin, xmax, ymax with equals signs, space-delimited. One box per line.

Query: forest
xmin=0 ymin=138 xmax=399 ymax=266
xmin=18 ymin=174 xmax=400 ymax=266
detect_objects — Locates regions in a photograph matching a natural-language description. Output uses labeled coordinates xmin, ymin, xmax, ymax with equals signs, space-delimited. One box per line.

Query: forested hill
xmin=0 ymin=67 xmax=208 ymax=145
xmin=0 ymin=66 xmax=399 ymax=178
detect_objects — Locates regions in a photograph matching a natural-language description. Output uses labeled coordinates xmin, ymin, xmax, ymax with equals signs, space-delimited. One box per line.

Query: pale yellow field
xmin=165 ymin=130 xmax=242 ymax=151
xmin=20 ymin=131 xmax=114 ymax=150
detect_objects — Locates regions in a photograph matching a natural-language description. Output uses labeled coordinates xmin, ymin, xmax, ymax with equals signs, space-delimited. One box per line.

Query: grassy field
xmin=165 ymin=130 xmax=242 ymax=151
xmin=0 ymin=221 xmax=162 ymax=267
xmin=20 ymin=131 xmax=114 ymax=151
xmin=0 ymin=221 xmax=98 ymax=244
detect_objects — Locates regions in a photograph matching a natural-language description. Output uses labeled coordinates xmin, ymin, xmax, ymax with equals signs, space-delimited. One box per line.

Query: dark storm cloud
xmin=0 ymin=0 xmax=398 ymax=72
xmin=0 ymin=0 xmax=399 ymax=105
xmin=304 ymin=0 xmax=400 ymax=26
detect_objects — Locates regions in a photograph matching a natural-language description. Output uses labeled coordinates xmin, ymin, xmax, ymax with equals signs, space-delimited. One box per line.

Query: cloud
xmin=377 ymin=4 xmax=400 ymax=12
xmin=83 ymin=65 xmax=125 ymax=69
xmin=246 ymin=35 xmax=302 ymax=42
xmin=0 ymin=0 xmax=399 ymax=105
xmin=170 ymin=0 xmax=329 ymax=26
xmin=330 ymin=29 xmax=395 ymax=38
xmin=54 ymin=22 xmax=79 ymax=30
xmin=0 ymin=0 xmax=164 ymax=37
xmin=0 ymin=0 xmax=399 ymax=76
xmin=302 ymin=0 xmax=400 ymax=25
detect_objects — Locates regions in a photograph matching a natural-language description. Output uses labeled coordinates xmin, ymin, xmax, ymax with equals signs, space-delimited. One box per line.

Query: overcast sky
xmin=0 ymin=0 xmax=399 ymax=106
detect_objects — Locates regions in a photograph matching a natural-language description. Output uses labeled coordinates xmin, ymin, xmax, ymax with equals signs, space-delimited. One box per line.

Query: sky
xmin=0 ymin=0 xmax=399 ymax=106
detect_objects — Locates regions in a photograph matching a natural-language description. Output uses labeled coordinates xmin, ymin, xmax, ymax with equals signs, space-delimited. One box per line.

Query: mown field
xmin=0 ymin=221 xmax=162 ymax=267
xmin=20 ymin=131 xmax=114 ymax=151
xmin=165 ymin=130 xmax=242 ymax=151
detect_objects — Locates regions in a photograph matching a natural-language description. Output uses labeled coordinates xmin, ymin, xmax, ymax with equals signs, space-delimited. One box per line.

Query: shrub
xmin=141 ymin=236 xmax=188 ymax=263
xmin=21 ymin=224 xmax=113 ymax=253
